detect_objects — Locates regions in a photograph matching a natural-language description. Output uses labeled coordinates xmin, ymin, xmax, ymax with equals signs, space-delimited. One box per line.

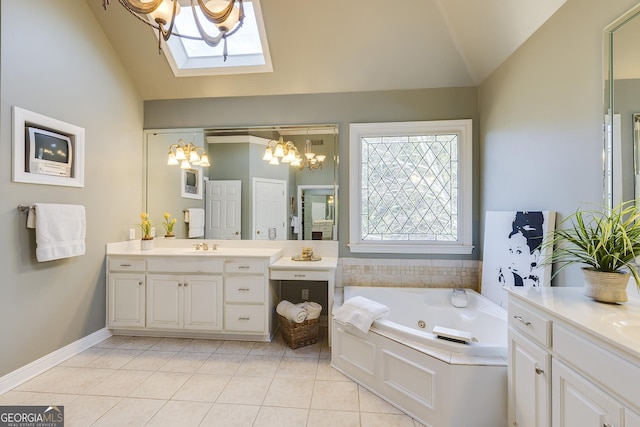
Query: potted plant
xmin=543 ymin=200 xmax=640 ymax=303
xmin=162 ymin=212 xmax=177 ymax=238
xmin=138 ymin=212 xmax=154 ymax=250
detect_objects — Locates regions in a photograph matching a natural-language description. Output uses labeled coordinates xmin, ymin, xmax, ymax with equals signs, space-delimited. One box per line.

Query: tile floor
xmin=0 ymin=330 xmax=425 ymax=426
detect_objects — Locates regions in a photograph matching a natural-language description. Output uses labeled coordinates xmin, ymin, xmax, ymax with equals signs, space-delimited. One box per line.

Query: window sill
xmin=347 ymin=243 xmax=475 ymax=255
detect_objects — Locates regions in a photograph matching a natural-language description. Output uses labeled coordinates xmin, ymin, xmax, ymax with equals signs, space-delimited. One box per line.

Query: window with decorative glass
xmin=348 ymin=120 xmax=473 ymax=254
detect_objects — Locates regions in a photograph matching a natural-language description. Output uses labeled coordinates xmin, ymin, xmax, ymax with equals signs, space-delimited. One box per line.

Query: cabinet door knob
xmin=513 ymin=315 xmax=532 ymax=326
xmin=184 ymin=282 xmax=189 ymax=287
xmin=603 ymin=423 xmax=614 ymax=427
xmin=535 ymin=367 xmax=544 ymax=375
xmin=138 ymin=281 xmax=143 ymax=286
xmin=178 ymin=283 xmax=183 ymax=287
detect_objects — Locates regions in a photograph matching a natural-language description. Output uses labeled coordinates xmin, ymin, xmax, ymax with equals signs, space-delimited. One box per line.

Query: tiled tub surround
xmin=336 ymin=258 xmax=480 ymax=290
xmin=0 ymin=332 xmax=428 ymax=427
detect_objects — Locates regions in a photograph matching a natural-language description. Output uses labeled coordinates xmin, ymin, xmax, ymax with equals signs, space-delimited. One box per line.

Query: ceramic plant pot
xmin=582 ymin=267 xmax=630 ymax=303
xmin=141 ymin=238 xmax=154 ymax=250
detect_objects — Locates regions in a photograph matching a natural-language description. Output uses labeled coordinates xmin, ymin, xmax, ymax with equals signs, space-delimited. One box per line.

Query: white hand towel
xmin=332 ymin=296 xmax=390 ymax=334
xmin=186 ymin=208 xmax=205 ymax=238
xmin=28 ymin=203 xmax=86 ymax=262
xmin=301 ymin=301 xmax=322 ymax=320
xmin=291 ymin=216 xmax=300 ymax=234
xmin=277 ymin=300 xmax=308 ymax=323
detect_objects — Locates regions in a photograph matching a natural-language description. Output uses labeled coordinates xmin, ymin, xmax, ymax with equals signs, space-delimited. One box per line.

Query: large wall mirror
xmin=604 ymin=4 xmax=640 ymax=208
xmin=144 ymin=124 xmax=338 ymax=240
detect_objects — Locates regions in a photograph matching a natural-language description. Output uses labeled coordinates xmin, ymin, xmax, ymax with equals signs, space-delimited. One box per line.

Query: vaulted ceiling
xmin=85 ymin=0 xmax=567 ymax=100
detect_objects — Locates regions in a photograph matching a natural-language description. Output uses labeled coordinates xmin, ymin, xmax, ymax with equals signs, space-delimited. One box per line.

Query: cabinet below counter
xmin=507 ymin=285 xmax=640 ymax=427
xmin=106 ymin=247 xmax=282 ymax=342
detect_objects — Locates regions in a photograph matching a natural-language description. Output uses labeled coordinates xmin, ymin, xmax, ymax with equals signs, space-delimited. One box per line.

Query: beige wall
xmin=478 ymin=0 xmax=640 ymax=285
xmin=0 ymin=0 xmax=143 ymax=375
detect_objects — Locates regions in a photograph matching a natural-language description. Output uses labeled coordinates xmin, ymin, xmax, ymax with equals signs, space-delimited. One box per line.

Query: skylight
xmin=161 ymin=0 xmax=272 ymax=77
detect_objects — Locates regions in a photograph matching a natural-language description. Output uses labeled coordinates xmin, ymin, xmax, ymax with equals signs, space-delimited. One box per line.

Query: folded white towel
xmin=28 ymin=203 xmax=86 ymax=262
xmin=277 ymin=300 xmax=308 ymax=323
xmin=301 ymin=301 xmax=322 ymax=320
xmin=332 ymin=296 xmax=390 ymax=334
xmin=186 ymin=208 xmax=205 ymax=238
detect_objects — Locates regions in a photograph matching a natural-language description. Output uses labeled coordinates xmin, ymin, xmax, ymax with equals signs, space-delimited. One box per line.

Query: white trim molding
xmin=348 ymin=120 xmax=474 ymax=255
xmin=0 ymin=328 xmax=112 ymax=394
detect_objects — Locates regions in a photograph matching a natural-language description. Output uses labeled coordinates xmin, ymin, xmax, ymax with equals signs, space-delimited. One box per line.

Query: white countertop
xmin=107 ymin=245 xmax=283 ymax=259
xmin=270 ymin=256 xmax=338 ymax=270
xmin=507 ymin=283 xmax=640 ymax=360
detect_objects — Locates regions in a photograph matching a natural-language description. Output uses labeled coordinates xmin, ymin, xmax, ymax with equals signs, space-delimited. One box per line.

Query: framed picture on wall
xmin=181 ymin=167 xmax=202 ymax=200
xmin=481 ymin=211 xmax=556 ymax=307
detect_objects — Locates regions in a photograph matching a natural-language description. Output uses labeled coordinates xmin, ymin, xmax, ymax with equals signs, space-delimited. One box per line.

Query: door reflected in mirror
xmin=144 ymin=125 xmax=338 ymax=240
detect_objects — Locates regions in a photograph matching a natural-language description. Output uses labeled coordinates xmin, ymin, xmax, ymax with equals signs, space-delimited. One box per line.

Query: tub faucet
xmin=451 ymin=288 xmax=468 ymax=308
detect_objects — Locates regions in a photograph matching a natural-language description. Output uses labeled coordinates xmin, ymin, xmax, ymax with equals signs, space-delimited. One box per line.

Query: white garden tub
xmin=331 ymin=286 xmax=508 ymax=427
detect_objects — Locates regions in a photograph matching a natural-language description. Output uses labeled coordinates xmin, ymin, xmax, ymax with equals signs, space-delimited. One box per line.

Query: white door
xmin=205 ymin=180 xmax=242 ymax=239
xmin=253 ymin=178 xmax=287 ymax=240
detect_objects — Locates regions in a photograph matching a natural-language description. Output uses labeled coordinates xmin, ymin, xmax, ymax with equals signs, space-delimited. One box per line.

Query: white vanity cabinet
xmin=107 ymin=258 xmax=146 ymax=328
xmin=106 ymin=252 xmax=277 ymax=341
xmin=507 ymin=287 xmax=640 ymax=427
xmin=146 ymin=274 xmax=223 ymax=331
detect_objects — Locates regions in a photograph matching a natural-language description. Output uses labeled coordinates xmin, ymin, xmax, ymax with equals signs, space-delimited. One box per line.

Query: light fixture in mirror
xmin=168 ymin=138 xmax=210 ymax=169
xmin=604 ymin=4 xmax=640 ymax=209
xmin=145 ymin=125 xmax=338 ymax=240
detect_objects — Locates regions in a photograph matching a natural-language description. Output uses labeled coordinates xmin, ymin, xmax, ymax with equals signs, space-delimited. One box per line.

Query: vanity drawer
xmin=553 ymin=323 xmax=640 ymax=408
xmin=270 ymin=269 xmax=331 ymax=281
xmin=224 ymin=305 xmax=265 ymax=332
xmin=109 ymin=258 xmax=146 ymax=272
xmin=225 ymin=276 xmax=265 ymax=303
xmin=147 ymin=257 xmax=223 ymax=273
xmin=225 ymin=259 xmax=266 ymax=274
xmin=508 ymin=299 xmax=551 ymax=348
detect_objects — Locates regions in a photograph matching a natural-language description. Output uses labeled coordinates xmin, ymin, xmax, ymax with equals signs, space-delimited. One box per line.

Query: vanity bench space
xmin=269 ymin=256 xmax=338 ymax=343
xmin=106 ymin=241 xmax=282 ymax=341
xmin=507 ymin=285 xmax=640 ymax=427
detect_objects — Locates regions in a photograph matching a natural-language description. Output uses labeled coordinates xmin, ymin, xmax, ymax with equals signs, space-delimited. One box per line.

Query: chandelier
xmin=167 ymin=139 xmax=210 ymax=168
xmin=262 ymin=137 xmax=325 ymax=170
xmin=102 ymin=0 xmax=245 ymax=61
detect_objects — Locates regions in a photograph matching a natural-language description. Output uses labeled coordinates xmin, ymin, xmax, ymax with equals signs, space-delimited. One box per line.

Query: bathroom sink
xmin=600 ymin=313 xmax=640 ymax=343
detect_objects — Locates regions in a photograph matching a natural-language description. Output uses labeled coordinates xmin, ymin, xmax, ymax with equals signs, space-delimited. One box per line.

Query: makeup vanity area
xmin=105 ymin=239 xmax=338 ymax=342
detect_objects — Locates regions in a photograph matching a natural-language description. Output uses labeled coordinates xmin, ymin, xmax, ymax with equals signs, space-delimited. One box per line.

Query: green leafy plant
xmin=542 ymin=200 xmax=640 ymax=288
xmin=163 ymin=212 xmax=177 ymax=236
xmin=138 ymin=212 xmax=152 ymax=240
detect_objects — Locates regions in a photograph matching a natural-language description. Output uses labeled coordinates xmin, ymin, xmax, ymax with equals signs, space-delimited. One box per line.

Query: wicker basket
xmin=279 ymin=315 xmax=319 ymax=349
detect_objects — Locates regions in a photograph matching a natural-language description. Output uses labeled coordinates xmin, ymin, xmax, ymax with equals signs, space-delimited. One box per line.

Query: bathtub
xmin=331 ymin=286 xmax=508 ymax=427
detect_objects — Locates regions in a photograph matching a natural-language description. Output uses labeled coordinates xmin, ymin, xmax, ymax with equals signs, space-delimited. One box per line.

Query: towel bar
xmin=17 ymin=204 xmax=34 ymax=212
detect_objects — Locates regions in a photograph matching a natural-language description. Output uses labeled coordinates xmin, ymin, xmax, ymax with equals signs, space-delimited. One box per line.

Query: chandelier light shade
xmin=102 ymin=0 xmax=245 ymax=60
xmin=168 ymin=139 xmax=210 ymax=169
xmin=262 ymin=136 xmax=325 ymax=171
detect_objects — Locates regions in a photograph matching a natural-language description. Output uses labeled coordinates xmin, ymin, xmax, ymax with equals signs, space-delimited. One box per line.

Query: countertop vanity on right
xmin=507 ymin=284 xmax=640 ymax=427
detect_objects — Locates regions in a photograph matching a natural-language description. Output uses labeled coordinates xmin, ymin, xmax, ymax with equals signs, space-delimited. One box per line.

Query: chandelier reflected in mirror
xmin=262 ymin=137 xmax=325 ymax=171
xmin=167 ymin=139 xmax=210 ymax=169
xmin=102 ymin=0 xmax=245 ymax=61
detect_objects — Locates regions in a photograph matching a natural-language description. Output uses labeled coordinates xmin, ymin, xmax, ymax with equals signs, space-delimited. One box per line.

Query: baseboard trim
xmin=0 ymin=328 xmax=112 ymax=394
